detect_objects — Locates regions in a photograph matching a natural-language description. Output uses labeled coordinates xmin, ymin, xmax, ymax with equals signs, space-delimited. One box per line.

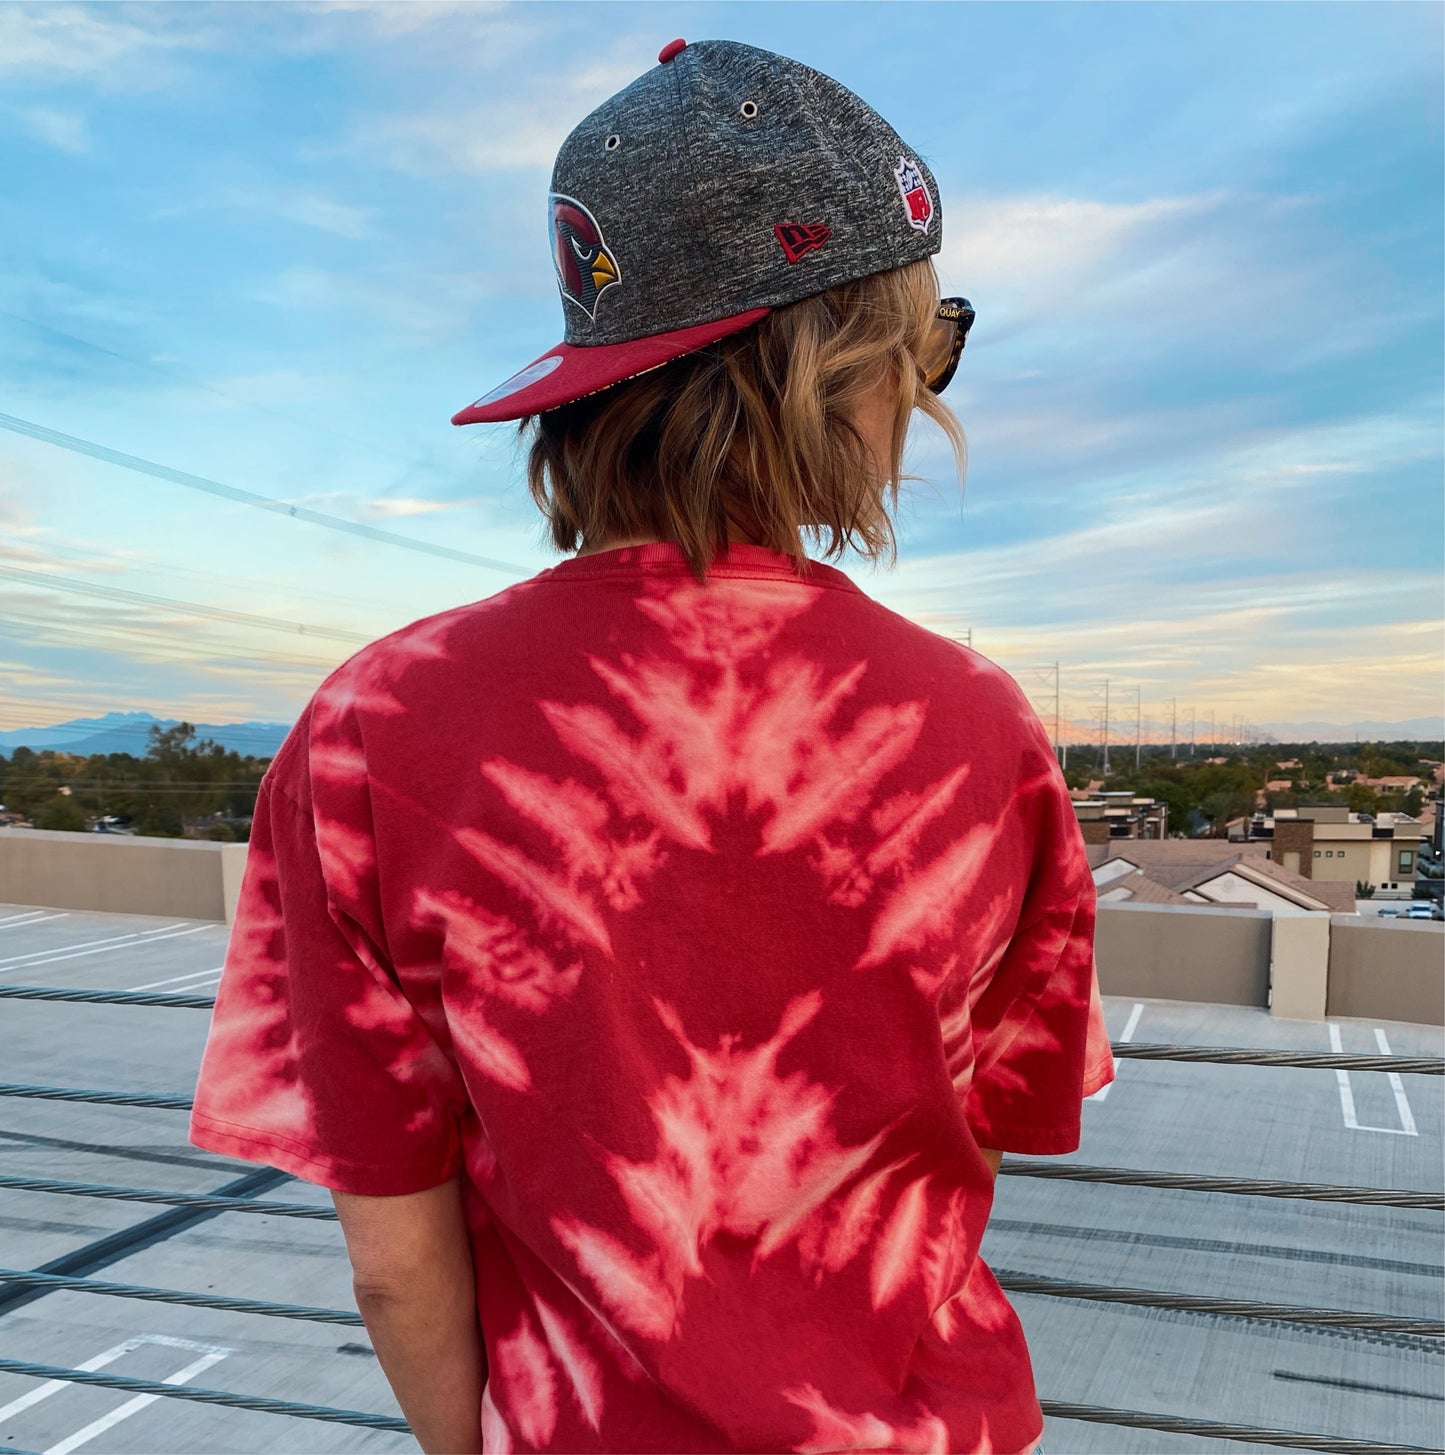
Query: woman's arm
xmin=331 ymin=1177 xmax=485 ymax=1455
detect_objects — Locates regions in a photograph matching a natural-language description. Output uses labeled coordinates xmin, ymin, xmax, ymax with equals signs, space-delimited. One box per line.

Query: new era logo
xmin=774 ymin=221 xmax=831 ymax=263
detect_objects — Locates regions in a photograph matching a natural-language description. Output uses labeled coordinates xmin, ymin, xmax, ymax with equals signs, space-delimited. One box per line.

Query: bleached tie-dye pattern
xmin=190 ymin=541 xmax=1114 ymax=1455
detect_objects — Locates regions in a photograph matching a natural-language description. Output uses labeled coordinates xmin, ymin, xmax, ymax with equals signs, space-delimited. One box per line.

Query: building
xmin=1086 ymin=839 xmax=1355 ymax=915
xmin=1230 ymin=804 xmax=1428 ymax=896
xmin=1071 ymin=790 xmax=1169 ymax=841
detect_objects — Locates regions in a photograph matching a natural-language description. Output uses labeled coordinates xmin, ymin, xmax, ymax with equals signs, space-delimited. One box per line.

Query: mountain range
xmin=1 ymin=711 xmax=1438 ymax=761
xmin=0 ymin=712 xmax=290 ymax=758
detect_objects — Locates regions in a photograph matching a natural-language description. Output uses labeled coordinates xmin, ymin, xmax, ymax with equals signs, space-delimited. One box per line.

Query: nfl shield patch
xmin=893 ymin=157 xmax=934 ymax=234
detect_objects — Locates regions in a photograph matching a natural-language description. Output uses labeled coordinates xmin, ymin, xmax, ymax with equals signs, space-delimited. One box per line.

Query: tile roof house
xmin=1085 ymin=839 xmax=1356 ymax=914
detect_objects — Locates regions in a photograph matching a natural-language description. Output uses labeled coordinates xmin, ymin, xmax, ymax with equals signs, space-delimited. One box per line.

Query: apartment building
xmin=1231 ymin=803 xmax=1428 ymax=895
xmin=1071 ymin=790 xmax=1169 ymax=842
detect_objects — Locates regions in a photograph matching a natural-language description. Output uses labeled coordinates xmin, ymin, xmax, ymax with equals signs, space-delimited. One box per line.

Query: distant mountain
xmin=1256 ymin=717 xmax=1445 ymax=743
xmin=0 ymin=711 xmax=292 ymax=758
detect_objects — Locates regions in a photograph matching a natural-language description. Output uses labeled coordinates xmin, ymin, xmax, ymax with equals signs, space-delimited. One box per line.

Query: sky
xmin=1 ymin=0 xmax=1442 ymax=750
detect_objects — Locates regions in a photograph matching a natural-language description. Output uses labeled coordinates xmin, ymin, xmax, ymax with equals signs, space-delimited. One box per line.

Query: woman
xmin=191 ymin=38 xmax=1112 ymax=1455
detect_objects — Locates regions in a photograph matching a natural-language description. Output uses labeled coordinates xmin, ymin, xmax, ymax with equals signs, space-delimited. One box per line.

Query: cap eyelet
xmin=604 ymin=134 xmax=621 ymax=151
xmin=739 ymin=100 xmax=759 ymax=119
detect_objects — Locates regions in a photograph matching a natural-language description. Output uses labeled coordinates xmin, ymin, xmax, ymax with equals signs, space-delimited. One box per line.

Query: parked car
xmin=1404 ymin=902 xmax=1444 ymax=921
xmin=1377 ymin=905 xmax=1402 ymax=917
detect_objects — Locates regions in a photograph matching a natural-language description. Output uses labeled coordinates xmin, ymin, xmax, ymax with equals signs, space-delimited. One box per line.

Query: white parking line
xmin=0 ymin=911 xmax=70 ymax=930
xmin=0 ymin=1334 xmax=232 ymax=1430
xmin=0 ymin=924 xmax=216 ymax=974
xmin=1328 ymin=1022 xmax=1417 ymax=1135
xmin=126 ymin=966 xmax=225 ymax=992
xmin=1089 ymin=1001 xmax=1143 ymax=1101
xmin=1372 ymin=1027 xmax=1419 ymax=1136
xmin=0 ymin=925 xmax=183 ymax=966
xmin=0 ymin=1343 xmax=135 ymax=1423
xmin=43 ymin=1349 xmax=230 ymax=1455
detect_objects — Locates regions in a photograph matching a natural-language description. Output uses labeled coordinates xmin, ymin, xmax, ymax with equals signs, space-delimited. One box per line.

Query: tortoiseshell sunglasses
xmin=919 ymin=297 xmax=975 ymax=394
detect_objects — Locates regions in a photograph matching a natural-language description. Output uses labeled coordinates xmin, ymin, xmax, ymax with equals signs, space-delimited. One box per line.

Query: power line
xmin=0 ymin=609 xmax=340 ymax=674
xmin=0 ymin=563 xmax=372 ymax=644
xmin=0 ymin=309 xmax=449 ymax=474
xmin=0 ymin=411 xmax=529 ymax=576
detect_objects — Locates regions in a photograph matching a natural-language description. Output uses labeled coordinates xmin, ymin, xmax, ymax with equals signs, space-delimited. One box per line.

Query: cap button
xmin=658 ymin=38 xmax=687 ymax=63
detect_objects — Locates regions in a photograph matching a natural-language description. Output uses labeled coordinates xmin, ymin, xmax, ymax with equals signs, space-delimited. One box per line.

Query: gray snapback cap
xmin=453 ymin=37 xmax=942 ymax=426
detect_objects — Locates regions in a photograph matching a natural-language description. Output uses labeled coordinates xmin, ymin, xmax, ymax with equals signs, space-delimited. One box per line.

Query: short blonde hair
xmin=520 ymin=258 xmax=967 ymax=585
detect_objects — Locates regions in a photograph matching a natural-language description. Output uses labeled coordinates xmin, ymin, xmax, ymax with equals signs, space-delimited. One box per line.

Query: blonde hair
xmin=520 ymin=258 xmax=967 ymax=585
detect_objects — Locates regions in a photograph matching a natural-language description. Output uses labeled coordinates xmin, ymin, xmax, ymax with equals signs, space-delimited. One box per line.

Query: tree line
xmin=1061 ymin=739 xmax=1440 ymax=837
xmin=2 ymin=726 xmax=1439 ymax=844
xmin=0 ymin=724 xmax=272 ymax=841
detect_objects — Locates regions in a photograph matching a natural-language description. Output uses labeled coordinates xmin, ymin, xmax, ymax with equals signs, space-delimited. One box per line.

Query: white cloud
xmin=198 ymin=368 xmax=343 ymax=408
xmin=874 ymin=398 xmax=1444 ymax=717
xmin=11 ymin=105 xmax=90 ymax=154
xmin=350 ymin=51 xmax=646 ymax=175
xmin=0 ymin=4 xmax=210 ymax=82
xmin=935 ymin=187 xmax=1368 ymax=376
xmin=156 ymin=184 xmax=374 ymax=239
xmin=252 ymin=263 xmax=502 ymax=344
xmin=940 ymin=193 xmax=1223 ymax=297
xmin=301 ymin=0 xmax=508 ymax=39
xmin=366 ymin=495 xmax=488 ymax=518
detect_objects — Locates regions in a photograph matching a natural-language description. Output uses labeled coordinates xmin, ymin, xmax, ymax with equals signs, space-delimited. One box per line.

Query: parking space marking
xmin=1089 ymin=1002 xmax=1143 ymax=1102
xmin=1372 ymin=1028 xmax=1419 ymax=1136
xmin=0 ymin=911 xmax=70 ymax=930
xmin=43 ymin=1348 xmax=231 ymax=1455
xmin=126 ymin=966 xmax=225 ymax=992
xmin=1328 ymin=1022 xmax=1417 ymax=1135
xmin=0 ymin=1335 xmax=232 ymax=1433
xmin=0 ymin=924 xmax=215 ymax=975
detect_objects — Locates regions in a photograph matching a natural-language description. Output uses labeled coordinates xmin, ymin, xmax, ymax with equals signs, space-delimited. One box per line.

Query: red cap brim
xmin=451 ymin=307 xmax=771 ymax=425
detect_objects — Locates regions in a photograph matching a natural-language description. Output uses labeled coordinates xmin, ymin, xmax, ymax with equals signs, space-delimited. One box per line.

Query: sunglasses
xmin=920 ymin=297 xmax=975 ymax=394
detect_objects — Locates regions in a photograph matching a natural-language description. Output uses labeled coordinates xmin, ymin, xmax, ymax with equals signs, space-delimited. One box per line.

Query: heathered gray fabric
xmin=551 ymin=39 xmax=942 ymax=346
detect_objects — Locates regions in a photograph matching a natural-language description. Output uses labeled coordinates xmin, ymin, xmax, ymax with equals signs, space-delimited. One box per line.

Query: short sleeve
xmin=189 ymin=771 xmax=467 ymax=1195
xmin=959 ymin=723 xmax=1116 ymax=1156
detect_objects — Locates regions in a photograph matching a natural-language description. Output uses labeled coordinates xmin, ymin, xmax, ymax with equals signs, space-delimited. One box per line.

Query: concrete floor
xmin=0 ymin=902 xmax=1440 ymax=1454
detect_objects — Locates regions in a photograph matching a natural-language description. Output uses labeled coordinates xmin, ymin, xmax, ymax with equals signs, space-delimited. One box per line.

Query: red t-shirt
xmin=190 ymin=541 xmax=1114 ymax=1455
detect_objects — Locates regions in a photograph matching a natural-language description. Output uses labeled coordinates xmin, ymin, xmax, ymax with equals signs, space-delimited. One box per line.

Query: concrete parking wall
xmin=2 ymin=831 xmax=1441 ymax=1025
xmin=1095 ymin=902 xmax=1272 ymax=1007
xmin=0 ymin=828 xmax=229 ymax=923
xmin=1327 ymin=915 xmax=1445 ymax=1026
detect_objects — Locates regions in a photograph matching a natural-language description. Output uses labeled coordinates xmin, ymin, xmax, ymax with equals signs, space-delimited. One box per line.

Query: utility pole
xmin=1209 ymin=708 xmax=1215 ymax=748
xmin=1135 ymin=684 xmax=1142 ymax=770
xmin=1102 ymin=679 xmax=1111 ymax=777
xmin=1054 ymin=660 xmax=1061 ymax=768
xmin=1189 ymin=705 xmax=1195 ymax=757
xmin=1171 ymin=698 xmax=1177 ymax=759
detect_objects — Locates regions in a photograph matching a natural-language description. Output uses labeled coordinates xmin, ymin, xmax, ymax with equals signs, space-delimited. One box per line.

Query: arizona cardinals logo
xmin=549 ymin=193 xmax=621 ymax=320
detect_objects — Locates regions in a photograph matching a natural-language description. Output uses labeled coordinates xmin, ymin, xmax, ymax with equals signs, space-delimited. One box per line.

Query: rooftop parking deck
xmin=0 ymin=902 xmax=1441 ymax=1453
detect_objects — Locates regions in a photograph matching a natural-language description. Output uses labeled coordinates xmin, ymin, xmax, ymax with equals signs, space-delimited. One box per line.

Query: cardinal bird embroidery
xmin=550 ymin=193 xmax=622 ymax=320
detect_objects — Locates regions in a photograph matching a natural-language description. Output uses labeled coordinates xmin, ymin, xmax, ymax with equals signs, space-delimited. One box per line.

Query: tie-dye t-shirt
xmin=190 ymin=540 xmax=1114 ymax=1455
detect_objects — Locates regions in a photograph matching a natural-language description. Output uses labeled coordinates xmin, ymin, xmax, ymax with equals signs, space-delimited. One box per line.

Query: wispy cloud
xmin=0 ymin=3 xmax=210 ymax=84
xmin=250 ymin=264 xmax=493 ymax=343
xmin=156 ymin=185 xmax=374 ymax=239
xmin=366 ymin=495 xmax=488 ymax=518
xmin=349 ymin=51 xmax=647 ymax=175
xmin=1 ymin=3 xmax=1437 ymax=731
xmin=942 ymin=192 xmax=1224 ymax=301
xmin=10 ymin=105 xmax=90 ymax=154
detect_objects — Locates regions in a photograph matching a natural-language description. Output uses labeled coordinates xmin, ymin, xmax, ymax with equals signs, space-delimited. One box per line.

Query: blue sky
xmin=1 ymin=0 xmax=1441 ymax=746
